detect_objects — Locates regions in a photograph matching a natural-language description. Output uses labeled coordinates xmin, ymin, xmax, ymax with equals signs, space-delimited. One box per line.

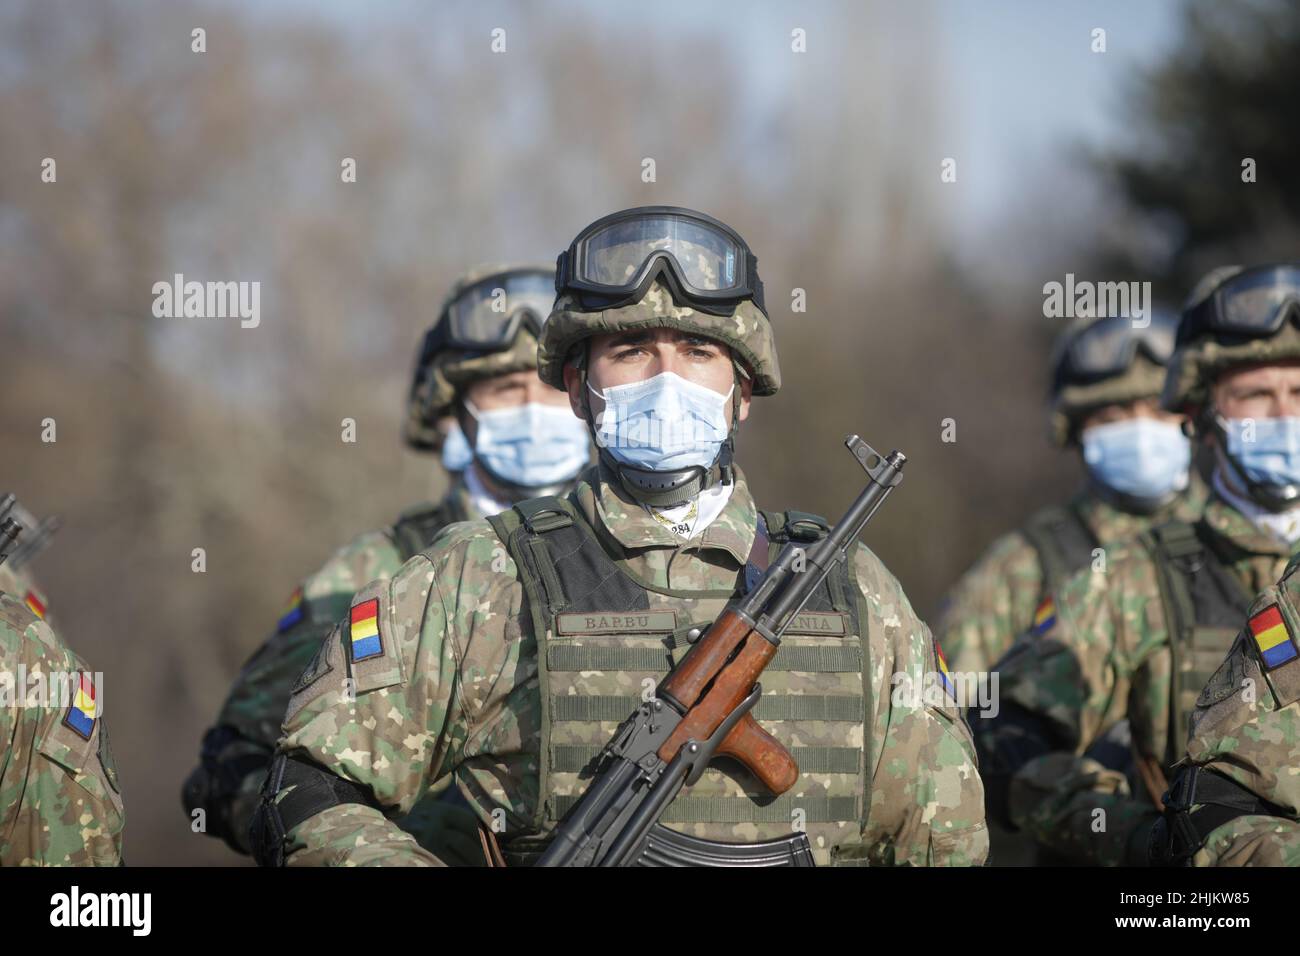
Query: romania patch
xmin=1248 ymin=604 xmax=1299 ymax=671
xmin=349 ymin=598 xmax=382 ymax=662
xmin=24 ymin=590 xmax=47 ymax=620
xmin=277 ymin=586 xmax=305 ymax=633
xmin=935 ymin=640 xmax=957 ymax=701
xmin=1032 ymin=597 xmax=1056 ymax=635
xmin=63 ymin=674 xmax=97 ymax=740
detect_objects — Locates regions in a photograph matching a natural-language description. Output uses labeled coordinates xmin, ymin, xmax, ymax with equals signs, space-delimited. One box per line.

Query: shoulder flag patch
xmin=349 ymin=598 xmax=383 ymax=662
xmin=935 ymin=640 xmax=957 ymax=701
xmin=24 ymin=589 xmax=47 ymax=620
xmin=277 ymin=586 xmax=305 ymax=633
xmin=1032 ymin=596 xmax=1056 ymax=635
xmin=1248 ymin=603 xmax=1299 ymax=671
xmin=63 ymin=674 xmax=97 ymax=740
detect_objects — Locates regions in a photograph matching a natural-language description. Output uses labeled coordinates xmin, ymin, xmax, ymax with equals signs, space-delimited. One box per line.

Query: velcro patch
xmin=555 ymin=610 xmax=677 ymax=635
xmin=277 ymin=586 xmax=305 ymax=633
xmin=1031 ymin=596 xmax=1056 ymax=635
xmin=349 ymin=598 xmax=383 ymax=662
xmin=1248 ymin=604 xmax=1298 ymax=671
xmin=934 ymin=639 xmax=957 ymax=702
xmin=24 ymin=589 xmax=47 ymax=620
xmin=783 ymin=612 xmax=848 ymax=636
xmin=63 ymin=673 xmax=98 ymax=740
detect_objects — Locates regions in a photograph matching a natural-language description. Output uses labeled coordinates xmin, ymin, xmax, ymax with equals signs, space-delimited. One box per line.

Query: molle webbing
xmin=391 ymin=497 xmax=468 ymax=562
xmin=1021 ymin=504 xmax=1098 ymax=593
xmin=487 ymin=494 xmax=869 ymax=862
xmin=1144 ymin=520 xmax=1254 ymax=768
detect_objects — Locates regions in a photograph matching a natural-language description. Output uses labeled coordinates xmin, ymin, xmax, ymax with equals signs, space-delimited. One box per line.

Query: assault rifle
xmin=537 ymin=436 xmax=905 ymax=867
xmin=0 ymin=494 xmax=22 ymax=570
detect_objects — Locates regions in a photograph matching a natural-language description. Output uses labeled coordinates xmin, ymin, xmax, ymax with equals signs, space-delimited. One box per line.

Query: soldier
xmin=183 ymin=263 xmax=591 ymax=859
xmin=1152 ymin=552 xmax=1300 ymax=866
xmin=0 ymin=510 xmax=124 ymax=865
xmin=936 ymin=311 xmax=1203 ymax=678
xmin=251 ymin=205 xmax=988 ymax=868
xmin=975 ymin=263 xmax=1300 ymax=865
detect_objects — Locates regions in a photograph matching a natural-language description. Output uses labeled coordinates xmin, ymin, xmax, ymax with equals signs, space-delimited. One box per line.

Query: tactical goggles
xmin=556 ymin=206 xmax=765 ymax=314
xmin=1055 ymin=311 xmax=1178 ymax=387
xmin=443 ymin=268 xmax=556 ymax=350
xmin=1180 ymin=264 xmax=1300 ymax=344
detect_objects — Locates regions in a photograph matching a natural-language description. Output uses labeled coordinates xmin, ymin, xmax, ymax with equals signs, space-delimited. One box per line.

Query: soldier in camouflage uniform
xmin=0 ymin=507 xmax=124 ymax=866
xmin=976 ymin=263 xmax=1300 ymax=866
xmin=251 ymin=205 xmax=988 ymax=867
xmin=936 ymin=311 xmax=1204 ymax=678
xmin=1150 ymin=551 xmax=1300 ymax=866
xmin=183 ymin=264 xmax=591 ymax=859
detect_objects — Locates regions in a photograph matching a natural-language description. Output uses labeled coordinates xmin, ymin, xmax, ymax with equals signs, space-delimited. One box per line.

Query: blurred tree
xmin=1094 ymin=0 xmax=1300 ymax=297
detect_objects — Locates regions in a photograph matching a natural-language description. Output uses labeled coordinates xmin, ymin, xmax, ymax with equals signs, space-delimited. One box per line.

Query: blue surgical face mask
xmin=1081 ymin=418 xmax=1191 ymax=502
xmin=1223 ymin=415 xmax=1300 ymax=489
xmin=440 ymin=421 xmax=473 ymax=472
xmin=464 ymin=401 xmax=590 ymax=487
xmin=588 ymin=371 xmax=734 ymax=472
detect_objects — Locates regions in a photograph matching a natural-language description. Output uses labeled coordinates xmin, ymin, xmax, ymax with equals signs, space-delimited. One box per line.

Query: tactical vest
xmin=390 ymin=496 xmax=469 ymax=563
xmin=486 ymin=496 xmax=872 ymax=867
xmin=1142 ymin=520 xmax=1254 ymax=770
xmin=1020 ymin=504 xmax=1098 ymax=594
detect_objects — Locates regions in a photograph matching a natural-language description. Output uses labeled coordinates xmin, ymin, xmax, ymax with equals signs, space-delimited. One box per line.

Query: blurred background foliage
xmin=1 ymin=0 xmax=1295 ymax=862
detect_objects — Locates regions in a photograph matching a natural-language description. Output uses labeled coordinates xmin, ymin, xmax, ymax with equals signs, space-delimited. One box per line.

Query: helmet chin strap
xmin=1209 ymin=409 xmax=1300 ymax=514
xmin=580 ymin=362 xmax=741 ymax=510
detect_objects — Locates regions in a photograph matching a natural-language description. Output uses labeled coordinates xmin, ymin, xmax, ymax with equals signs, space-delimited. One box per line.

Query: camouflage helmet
xmin=403 ymin=262 xmax=555 ymax=451
xmin=1048 ymin=309 xmax=1179 ymax=447
xmin=1162 ymin=264 xmax=1300 ymax=413
xmin=539 ymin=207 xmax=780 ymax=395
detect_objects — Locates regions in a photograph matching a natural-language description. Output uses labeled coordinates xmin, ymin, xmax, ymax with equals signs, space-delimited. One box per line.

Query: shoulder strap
xmin=1143 ymin=519 xmax=1253 ymax=767
xmin=1021 ymin=505 xmax=1097 ymax=592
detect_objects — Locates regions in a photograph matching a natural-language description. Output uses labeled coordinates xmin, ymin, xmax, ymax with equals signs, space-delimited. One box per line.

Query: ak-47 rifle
xmin=6 ymin=513 xmax=60 ymax=570
xmin=537 ymin=435 xmax=905 ymax=867
xmin=0 ymin=494 xmax=23 ymax=570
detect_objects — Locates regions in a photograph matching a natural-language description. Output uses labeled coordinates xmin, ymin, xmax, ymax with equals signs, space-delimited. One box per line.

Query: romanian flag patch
xmin=349 ymin=598 xmax=382 ymax=662
xmin=935 ymin=640 xmax=957 ymax=701
xmin=1032 ymin=597 xmax=1056 ymax=635
xmin=1248 ymin=604 xmax=1299 ymax=671
xmin=24 ymin=590 xmax=47 ymax=620
xmin=63 ymin=674 xmax=97 ymax=740
xmin=277 ymin=586 xmax=305 ymax=633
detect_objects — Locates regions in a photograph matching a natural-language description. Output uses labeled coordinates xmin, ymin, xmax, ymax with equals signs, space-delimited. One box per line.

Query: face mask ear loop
xmin=717 ymin=362 xmax=744 ymax=487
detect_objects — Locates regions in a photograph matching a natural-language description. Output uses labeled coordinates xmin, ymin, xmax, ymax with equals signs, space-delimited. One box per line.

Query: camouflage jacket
xmin=188 ymin=478 xmax=476 ymax=853
xmin=936 ymin=481 xmax=1205 ymax=676
xmin=1172 ymin=552 xmax=1300 ymax=866
xmin=272 ymin=464 xmax=988 ymax=867
xmin=976 ymin=493 xmax=1294 ymax=866
xmin=0 ymin=590 xmax=124 ymax=865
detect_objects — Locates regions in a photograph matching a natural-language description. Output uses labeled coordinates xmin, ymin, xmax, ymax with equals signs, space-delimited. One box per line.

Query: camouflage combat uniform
xmin=0 ymin=590 xmax=124 ymax=865
xmin=978 ymin=490 xmax=1294 ymax=866
xmin=1156 ymin=552 xmax=1300 ymax=866
xmin=937 ymin=484 xmax=1204 ymax=676
xmin=188 ymin=264 xmax=579 ymax=860
xmin=266 ymin=463 xmax=987 ymax=867
xmin=189 ymin=481 xmax=476 ymax=854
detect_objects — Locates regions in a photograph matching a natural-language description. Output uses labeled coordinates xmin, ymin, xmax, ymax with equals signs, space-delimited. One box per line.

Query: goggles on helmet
xmin=443 ymin=268 xmax=556 ymax=350
xmin=1180 ymin=264 xmax=1300 ymax=344
xmin=555 ymin=206 xmax=765 ymax=315
xmin=1054 ymin=311 xmax=1177 ymax=391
